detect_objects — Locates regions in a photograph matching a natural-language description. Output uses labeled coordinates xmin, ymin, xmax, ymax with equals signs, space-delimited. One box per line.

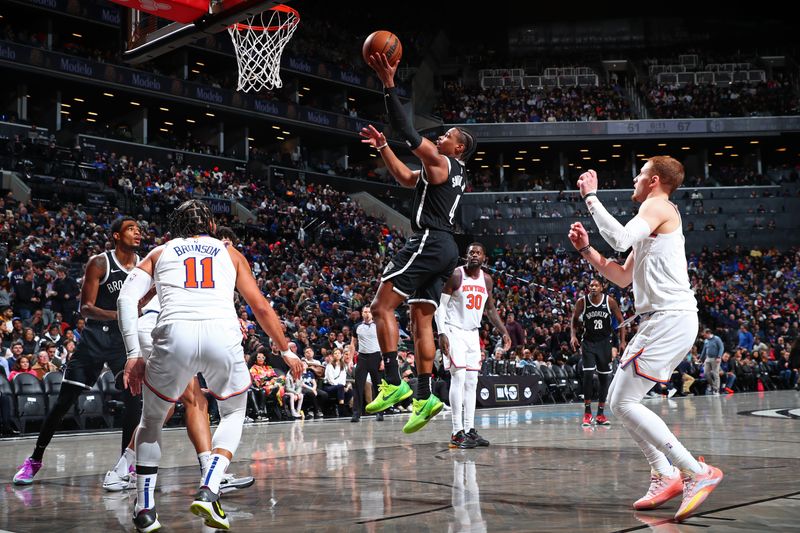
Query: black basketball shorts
xmin=63 ymin=323 xmax=127 ymax=389
xmin=380 ymin=229 xmax=458 ymax=307
xmin=581 ymin=338 xmax=613 ymax=374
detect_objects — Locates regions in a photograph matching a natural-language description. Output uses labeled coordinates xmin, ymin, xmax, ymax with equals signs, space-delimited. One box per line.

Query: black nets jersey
xmin=93 ymin=250 xmax=138 ymax=316
xmin=580 ymin=294 xmax=613 ymax=342
xmin=410 ymin=155 xmax=466 ymax=233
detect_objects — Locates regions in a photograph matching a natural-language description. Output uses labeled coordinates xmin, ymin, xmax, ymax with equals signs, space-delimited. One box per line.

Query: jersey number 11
xmin=184 ymin=257 xmax=215 ymax=288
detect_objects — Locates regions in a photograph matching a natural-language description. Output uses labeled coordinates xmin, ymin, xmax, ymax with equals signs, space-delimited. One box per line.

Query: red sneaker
xmin=595 ymin=414 xmax=611 ymax=426
xmin=633 ymin=468 xmax=683 ymax=510
xmin=581 ymin=413 xmax=593 ymax=427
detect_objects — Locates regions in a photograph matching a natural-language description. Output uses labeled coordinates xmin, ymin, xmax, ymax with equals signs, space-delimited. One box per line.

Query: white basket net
xmin=227 ymin=5 xmax=299 ymax=93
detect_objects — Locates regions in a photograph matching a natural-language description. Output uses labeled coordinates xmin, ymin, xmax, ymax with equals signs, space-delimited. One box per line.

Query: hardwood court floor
xmin=2 ymin=390 xmax=798 ymax=532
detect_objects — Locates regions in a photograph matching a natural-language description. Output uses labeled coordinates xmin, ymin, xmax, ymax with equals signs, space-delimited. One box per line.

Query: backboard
xmin=115 ymin=0 xmax=287 ymax=64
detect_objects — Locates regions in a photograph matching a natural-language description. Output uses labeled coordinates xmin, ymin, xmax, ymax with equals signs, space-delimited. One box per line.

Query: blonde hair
xmin=647 ymin=156 xmax=685 ymax=194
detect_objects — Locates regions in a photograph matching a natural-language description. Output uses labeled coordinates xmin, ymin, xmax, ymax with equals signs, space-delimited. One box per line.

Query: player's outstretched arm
xmin=609 ymin=296 xmax=627 ymax=351
xmin=80 ymin=254 xmax=117 ymax=321
xmin=118 ymin=247 xmax=162 ymax=396
xmin=359 ymin=124 xmax=419 ymax=187
xmin=569 ymin=222 xmax=634 ymax=288
xmin=435 ymin=269 xmax=461 ymax=359
xmin=570 ymin=297 xmax=585 ymax=352
xmin=228 ymin=246 xmax=303 ymax=378
xmin=483 ymin=274 xmax=511 ymax=352
xmin=578 ymin=170 xmax=667 ymax=252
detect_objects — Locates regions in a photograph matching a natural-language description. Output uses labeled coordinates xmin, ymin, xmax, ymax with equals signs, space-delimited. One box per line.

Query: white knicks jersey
xmin=154 ymin=236 xmax=238 ymax=322
xmin=631 ymin=212 xmax=698 ymax=314
xmin=445 ymin=266 xmax=488 ymax=331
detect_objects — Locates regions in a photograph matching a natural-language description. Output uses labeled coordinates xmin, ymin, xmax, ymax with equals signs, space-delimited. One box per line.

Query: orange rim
xmin=230 ymin=4 xmax=300 ymax=32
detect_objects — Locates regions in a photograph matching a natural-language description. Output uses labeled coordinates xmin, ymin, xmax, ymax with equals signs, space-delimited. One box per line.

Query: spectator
xmin=505 ymin=313 xmax=526 ymax=350
xmin=8 ymin=355 xmax=37 ymax=380
xmin=31 ymin=350 xmax=59 ymax=380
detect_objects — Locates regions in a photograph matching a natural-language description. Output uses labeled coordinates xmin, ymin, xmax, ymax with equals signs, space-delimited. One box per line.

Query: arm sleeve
xmin=585 ymin=197 xmax=652 ymax=252
xmin=384 ymin=87 xmax=422 ymax=150
xmin=116 ymin=268 xmax=153 ymax=359
xmin=434 ymin=292 xmax=452 ymax=337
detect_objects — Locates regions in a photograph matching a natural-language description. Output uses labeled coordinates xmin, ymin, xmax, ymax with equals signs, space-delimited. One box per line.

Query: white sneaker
xmin=103 ymin=468 xmax=136 ymax=492
xmin=667 ymin=388 xmax=678 ymax=398
xmin=219 ymin=472 xmax=255 ymax=494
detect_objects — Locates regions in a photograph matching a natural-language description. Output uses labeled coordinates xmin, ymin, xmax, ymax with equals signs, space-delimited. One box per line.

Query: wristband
xmin=578 ymin=244 xmax=592 ymax=254
xmin=582 ymin=192 xmax=597 ymax=199
xmin=375 ymin=142 xmax=388 ymax=151
xmin=281 ymin=349 xmax=300 ymax=361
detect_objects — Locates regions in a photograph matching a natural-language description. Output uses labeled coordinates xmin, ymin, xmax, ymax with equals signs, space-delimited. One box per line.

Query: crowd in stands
xmin=2 ymin=167 xmax=798 ymax=432
xmin=643 ymin=81 xmax=798 ymax=119
xmin=436 ymin=83 xmax=633 ymax=123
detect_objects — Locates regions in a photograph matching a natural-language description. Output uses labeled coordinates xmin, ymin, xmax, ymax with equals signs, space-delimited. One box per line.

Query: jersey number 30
xmin=183 ymin=257 xmax=215 ymax=288
xmin=466 ymin=294 xmax=483 ymax=310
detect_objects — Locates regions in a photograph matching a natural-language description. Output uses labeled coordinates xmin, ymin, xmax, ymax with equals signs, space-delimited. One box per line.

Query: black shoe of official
xmin=449 ymin=430 xmax=478 ymax=449
xmin=190 ymin=486 xmax=230 ymax=530
xmin=350 ymin=414 xmax=360 ymax=423
xmin=133 ymin=506 xmax=161 ymax=533
xmin=375 ymin=412 xmax=384 ymax=422
xmin=466 ymin=428 xmax=490 ymax=447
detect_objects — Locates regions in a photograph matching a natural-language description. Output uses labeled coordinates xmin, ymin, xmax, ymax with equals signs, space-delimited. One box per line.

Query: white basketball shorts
xmin=144 ymin=318 xmax=250 ymax=402
xmin=444 ymin=327 xmax=481 ymax=372
xmin=138 ymin=310 xmax=158 ymax=360
xmin=619 ymin=310 xmax=698 ymax=383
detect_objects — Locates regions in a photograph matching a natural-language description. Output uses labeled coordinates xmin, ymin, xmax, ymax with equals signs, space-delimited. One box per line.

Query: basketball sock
xmin=135 ymin=466 xmax=158 ymax=512
xmin=114 ymin=447 xmax=136 ymax=476
xmin=598 ymin=372 xmax=612 ymax=403
xmin=582 ymin=370 xmax=595 ymax=405
xmin=626 ymin=424 xmax=674 ymax=476
xmin=382 ymin=352 xmax=401 ymax=385
xmin=449 ymin=369 xmax=466 ymax=433
xmin=464 ymin=371 xmax=478 ymax=432
xmin=197 ymin=451 xmax=211 ymax=478
xmin=584 ymin=402 xmax=592 ymax=415
xmin=597 ymin=403 xmax=605 ymax=416
xmin=416 ymin=374 xmax=432 ymax=399
xmin=32 ymin=444 xmax=47 ymax=463
xmin=201 ymin=454 xmax=230 ymax=494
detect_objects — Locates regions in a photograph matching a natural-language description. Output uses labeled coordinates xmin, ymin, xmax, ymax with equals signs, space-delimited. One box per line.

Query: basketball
xmin=362 ymin=30 xmax=403 ymax=66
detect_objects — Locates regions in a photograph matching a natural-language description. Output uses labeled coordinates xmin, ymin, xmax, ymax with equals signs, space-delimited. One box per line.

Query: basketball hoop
xmin=228 ymin=4 xmax=299 ymax=92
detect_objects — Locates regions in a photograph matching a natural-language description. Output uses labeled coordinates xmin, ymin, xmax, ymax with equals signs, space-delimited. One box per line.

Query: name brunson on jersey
xmin=173 ymin=244 xmax=221 ymax=257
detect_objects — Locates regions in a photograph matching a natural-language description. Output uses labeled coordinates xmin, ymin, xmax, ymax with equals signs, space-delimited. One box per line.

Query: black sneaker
xmin=133 ymin=506 xmax=161 ymax=533
xmin=466 ymin=428 xmax=490 ymax=447
xmin=375 ymin=412 xmax=384 ymax=422
xmin=350 ymin=414 xmax=360 ymax=423
xmin=449 ymin=430 xmax=477 ymax=449
xmin=190 ymin=486 xmax=229 ymax=530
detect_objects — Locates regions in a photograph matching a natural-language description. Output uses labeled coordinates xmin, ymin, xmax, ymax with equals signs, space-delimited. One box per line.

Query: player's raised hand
xmin=123 ymin=357 xmax=145 ymax=396
xmin=359 ymin=124 xmax=387 ymax=149
xmin=568 ymin=222 xmax=590 ymax=250
xmin=577 ymin=169 xmax=598 ymax=198
xmin=366 ymin=52 xmax=397 ymax=86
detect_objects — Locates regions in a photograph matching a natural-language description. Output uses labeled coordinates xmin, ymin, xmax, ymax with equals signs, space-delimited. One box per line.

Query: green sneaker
xmin=365 ymin=379 xmax=413 ymax=414
xmin=402 ymin=395 xmax=444 ymax=434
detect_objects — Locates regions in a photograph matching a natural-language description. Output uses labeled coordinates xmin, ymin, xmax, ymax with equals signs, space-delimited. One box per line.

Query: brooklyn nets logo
xmin=738 ymin=408 xmax=800 ymax=420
